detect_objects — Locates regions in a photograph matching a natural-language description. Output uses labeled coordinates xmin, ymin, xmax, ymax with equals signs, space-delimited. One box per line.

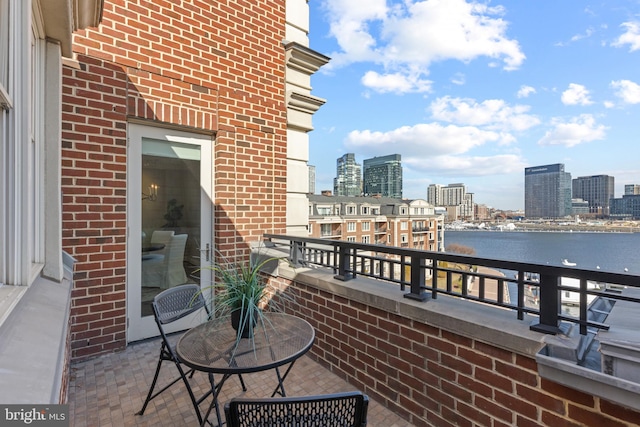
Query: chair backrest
xmin=150 ymin=230 xmax=175 ymax=255
xmin=165 ymin=234 xmax=188 ymax=287
xmin=152 ymin=284 xmax=208 ymax=326
xmin=224 ymin=391 xmax=369 ymax=427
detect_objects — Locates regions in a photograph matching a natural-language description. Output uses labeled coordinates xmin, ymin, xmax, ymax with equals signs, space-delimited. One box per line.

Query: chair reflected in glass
xmin=224 ymin=391 xmax=369 ymax=427
xmin=142 ymin=233 xmax=188 ymax=290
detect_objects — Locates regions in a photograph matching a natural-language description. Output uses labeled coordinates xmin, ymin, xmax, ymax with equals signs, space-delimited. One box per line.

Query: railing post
xmin=530 ymin=274 xmax=561 ymax=334
xmin=334 ymin=244 xmax=354 ymax=281
xmin=404 ymin=255 xmax=429 ymax=301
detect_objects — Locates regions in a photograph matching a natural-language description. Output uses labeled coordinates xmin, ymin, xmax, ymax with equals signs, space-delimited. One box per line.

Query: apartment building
xmin=572 ymin=174 xmax=615 ymax=216
xmin=427 ymin=182 xmax=475 ymax=220
xmin=308 ymin=195 xmax=444 ymax=252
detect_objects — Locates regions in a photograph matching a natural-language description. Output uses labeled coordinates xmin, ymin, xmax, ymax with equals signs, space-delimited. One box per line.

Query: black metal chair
xmin=224 ymin=391 xmax=369 ymax=427
xmin=136 ymin=284 xmax=215 ymax=424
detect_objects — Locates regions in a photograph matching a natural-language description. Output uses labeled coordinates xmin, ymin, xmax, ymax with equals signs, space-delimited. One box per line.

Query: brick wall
xmin=285 ymin=278 xmax=640 ymax=427
xmin=63 ymin=0 xmax=287 ymax=359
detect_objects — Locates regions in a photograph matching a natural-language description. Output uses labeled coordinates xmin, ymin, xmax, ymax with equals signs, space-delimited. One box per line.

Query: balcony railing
xmin=264 ymin=234 xmax=640 ymax=336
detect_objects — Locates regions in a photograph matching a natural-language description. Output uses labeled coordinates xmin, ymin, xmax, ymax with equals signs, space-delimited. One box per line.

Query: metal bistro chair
xmin=224 ymin=391 xmax=369 ymax=427
xmin=137 ymin=284 xmax=247 ymax=424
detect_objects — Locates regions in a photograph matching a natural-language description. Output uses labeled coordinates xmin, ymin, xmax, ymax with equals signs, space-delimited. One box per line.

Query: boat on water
xmin=562 ymin=259 xmax=577 ymax=266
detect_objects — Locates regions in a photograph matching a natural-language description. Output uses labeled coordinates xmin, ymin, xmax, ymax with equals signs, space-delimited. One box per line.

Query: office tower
xmin=308 ymin=165 xmax=316 ymax=194
xmin=572 ymin=175 xmax=614 ymax=216
xmin=363 ymin=154 xmax=402 ymax=198
xmin=524 ymin=163 xmax=572 ymax=218
xmin=333 ymin=153 xmax=362 ymax=196
xmin=427 ymin=184 xmax=442 ymax=206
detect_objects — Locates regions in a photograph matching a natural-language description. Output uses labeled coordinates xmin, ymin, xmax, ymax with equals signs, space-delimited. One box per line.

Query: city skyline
xmin=307 ymin=1 xmax=640 ymax=210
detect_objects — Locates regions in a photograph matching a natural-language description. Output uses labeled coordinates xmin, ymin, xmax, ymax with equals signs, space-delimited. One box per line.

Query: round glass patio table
xmin=176 ymin=312 xmax=315 ymax=426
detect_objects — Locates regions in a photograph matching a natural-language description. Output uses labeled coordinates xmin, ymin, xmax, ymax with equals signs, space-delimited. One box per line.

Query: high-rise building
xmin=625 ymin=184 xmax=640 ymax=195
xmin=427 ymin=184 xmax=442 ymax=206
xmin=308 ymin=165 xmax=316 ymax=194
xmin=333 ymin=153 xmax=362 ymax=196
xmin=441 ymin=183 xmax=467 ymax=206
xmin=524 ymin=163 xmax=572 ymax=218
xmin=427 ymin=183 xmax=474 ymax=220
xmin=572 ymin=175 xmax=614 ymax=216
xmin=363 ymin=154 xmax=402 ymax=198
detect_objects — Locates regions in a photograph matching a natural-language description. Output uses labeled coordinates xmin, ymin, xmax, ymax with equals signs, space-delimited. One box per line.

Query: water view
xmin=444 ymin=230 xmax=640 ymax=276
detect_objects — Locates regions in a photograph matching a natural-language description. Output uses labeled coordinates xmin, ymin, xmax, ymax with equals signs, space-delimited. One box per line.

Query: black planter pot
xmin=231 ymin=308 xmax=257 ymax=339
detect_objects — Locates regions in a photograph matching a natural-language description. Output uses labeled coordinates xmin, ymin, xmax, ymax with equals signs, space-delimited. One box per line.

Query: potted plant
xmin=206 ymin=252 xmax=291 ymax=339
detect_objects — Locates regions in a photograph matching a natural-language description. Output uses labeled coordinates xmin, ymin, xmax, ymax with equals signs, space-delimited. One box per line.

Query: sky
xmin=306 ymin=0 xmax=640 ymax=210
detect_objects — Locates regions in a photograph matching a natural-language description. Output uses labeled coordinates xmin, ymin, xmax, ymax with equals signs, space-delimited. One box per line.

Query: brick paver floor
xmin=68 ymin=335 xmax=414 ymax=426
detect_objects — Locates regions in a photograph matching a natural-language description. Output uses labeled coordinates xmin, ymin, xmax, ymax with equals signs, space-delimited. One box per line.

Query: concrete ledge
xmin=282 ymin=265 xmax=545 ymax=358
xmin=0 ymin=270 xmax=72 ymax=403
xmin=537 ymin=350 xmax=640 ymax=412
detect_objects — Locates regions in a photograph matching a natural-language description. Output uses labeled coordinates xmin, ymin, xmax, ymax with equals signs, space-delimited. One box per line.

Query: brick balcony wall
xmin=275 ymin=268 xmax=640 ymax=427
xmin=62 ymin=0 xmax=287 ymax=360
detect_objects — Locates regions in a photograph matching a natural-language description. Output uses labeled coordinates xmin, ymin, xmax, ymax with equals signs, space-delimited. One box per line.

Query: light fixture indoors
xmin=142 ymin=184 xmax=158 ymax=201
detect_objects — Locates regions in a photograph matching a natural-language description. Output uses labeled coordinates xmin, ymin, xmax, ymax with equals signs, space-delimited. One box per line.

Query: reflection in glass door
xmin=140 ymin=139 xmax=201 ymax=316
xmin=127 ymin=124 xmax=212 ymax=342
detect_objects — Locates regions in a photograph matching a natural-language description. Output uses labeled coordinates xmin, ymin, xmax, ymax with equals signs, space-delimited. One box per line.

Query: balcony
xmin=64 ymin=234 xmax=640 ymax=426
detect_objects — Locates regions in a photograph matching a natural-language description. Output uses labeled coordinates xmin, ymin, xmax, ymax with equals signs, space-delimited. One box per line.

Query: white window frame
xmin=347 ymin=236 xmax=356 ymax=243
xmin=361 ymin=235 xmax=370 ymax=244
xmin=0 ymin=0 xmax=12 ymax=109
xmin=347 ymin=222 xmax=356 ymax=232
xmin=400 ymin=221 xmax=408 ymax=230
xmin=361 ymin=222 xmax=370 ymax=231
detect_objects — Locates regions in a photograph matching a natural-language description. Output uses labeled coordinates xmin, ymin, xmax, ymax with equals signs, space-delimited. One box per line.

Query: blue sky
xmin=307 ymin=0 xmax=640 ymax=210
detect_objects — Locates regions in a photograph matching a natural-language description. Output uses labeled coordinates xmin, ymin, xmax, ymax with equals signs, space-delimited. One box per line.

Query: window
xmin=347 ymin=236 xmax=356 ymax=242
xmin=308 ymin=224 xmax=312 ymax=235
xmin=347 ymin=205 xmax=356 ymax=215
xmin=361 ymin=206 xmax=369 ymax=215
xmin=372 ymin=207 xmax=379 ymax=215
xmin=400 ymin=207 xmax=407 ymax=215
xmin=361 ymin=222 xmax=370 ymax=231
xmin=400 ymin=221 xmax=408 ymax=230
xmin=317 ymin=206 xmax=331 ymax=215
xmin=361 ymin=235 xmax=370 ymax=243
xmin=347 ymin=222 xmax=356 ymax=232
xmin=321 ymin=224 xmax=332 ymax=236
xmin=401 ymin=234 xmax=408 ymax=243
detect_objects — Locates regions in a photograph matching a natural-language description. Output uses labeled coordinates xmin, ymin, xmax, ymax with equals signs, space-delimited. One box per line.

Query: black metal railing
xmin=263 ymin=234 xmax=640 ymax=336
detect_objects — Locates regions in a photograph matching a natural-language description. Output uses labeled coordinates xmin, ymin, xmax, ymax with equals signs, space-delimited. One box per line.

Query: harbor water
xmin=444 ymin=230 xmax=640 ymax=275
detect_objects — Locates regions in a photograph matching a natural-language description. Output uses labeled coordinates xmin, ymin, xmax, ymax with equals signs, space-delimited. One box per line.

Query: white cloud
xmin=538 ymin=114 xmax=607 ymax=147
xmin=361 ymin=71 xmax=432 ymax=93
xmin=611 ymin=79 xmax=640 ymax=104
xmin=612 ymin=21 xmax=640 ymax=52
xmin=561 ymin=83 xmax=593 ymax=106
xmin=517 ymin=85 xmax=536 ymax=98
xmin=345 ymin=123 xmax=501 ymax=157
xmin=429 ymin=96 xmax=540 ymax=133
xmin=323 ymin=0 xmax=525 ymax=93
